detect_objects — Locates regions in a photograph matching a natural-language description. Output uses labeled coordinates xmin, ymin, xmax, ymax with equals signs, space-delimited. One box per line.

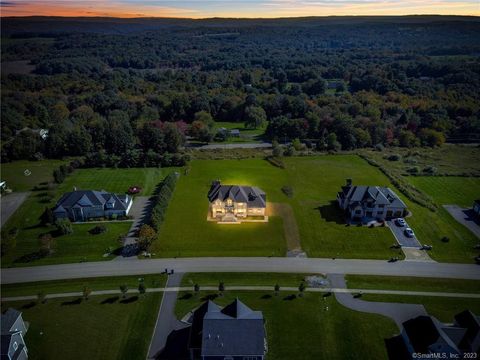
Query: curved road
xmin=2 ymin=257 xmax=480 ymax=284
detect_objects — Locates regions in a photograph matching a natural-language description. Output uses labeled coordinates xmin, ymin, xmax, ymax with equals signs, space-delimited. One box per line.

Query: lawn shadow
xmin=21 ymin=302 xmax=36 ymax=310
xmin=13 ymin=251 xmax=47 ymax=264
xmin=120 ymin=296 xmax=138 ymax=304
xmin=283 ymin=294 xmax=297 ymax=301
xmin=323 ymin=292 xmax=332 ymax=298
xmin=180 ymin=293 xmax=193 ymax=300
xmin=260 ymin=294 xmax=272 ymax=299
xmin=315 ymin=201 xmax=345 ymax=224
xmin=200 ymin=294 xmax=218 ymax=301
xmin=61 ymin=298 xmax=82 ymax=306
xmin=101 ymin=296 xmax=119 ymax=304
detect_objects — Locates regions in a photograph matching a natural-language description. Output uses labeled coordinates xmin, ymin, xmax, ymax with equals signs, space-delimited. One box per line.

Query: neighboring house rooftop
xmin=189 ymin=299 xmax=266 ymax=358
xmin=54 ymin=190 xmax=130 ymax=212
xmin=208 ymin=181 xmax=266 ymax=208
xmin=455 ymin=310 xmax=480 ymax=352
xmin=1 ymin=309 xmax=22 ymax=334
xmin=403 ymin=315 xmax=465 ymax=354
xmin=339 ymin=183 xmax=406 ymax=209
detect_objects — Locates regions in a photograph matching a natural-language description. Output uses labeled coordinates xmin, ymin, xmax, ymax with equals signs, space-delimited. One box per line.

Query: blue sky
xmin=1 ymin=0 xmax=479 ymax=17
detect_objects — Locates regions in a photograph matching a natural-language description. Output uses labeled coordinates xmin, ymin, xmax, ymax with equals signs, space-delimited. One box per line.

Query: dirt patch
xmin=268 ymin=202 xmax=302 ymax=251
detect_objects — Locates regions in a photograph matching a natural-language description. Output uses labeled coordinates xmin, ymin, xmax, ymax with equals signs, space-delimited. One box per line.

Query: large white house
xmin=337 ymin=179 xmax=407 ymax=222
xmin=208 ymin=181 xmax=266 ymax=222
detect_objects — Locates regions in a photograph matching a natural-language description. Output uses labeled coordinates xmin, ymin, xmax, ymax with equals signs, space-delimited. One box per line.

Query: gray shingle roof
xmin=208 ymin=182 xmax=266 ymax=208
xmin=200 ymin=299 xmax=265 ymax=357
xmin=1 ymin=309 xmax=21 ymax=334
xmin=54 ymin=190 xmax=129 ymax=212
xmin=340 ymin=184 xmax=406 ymax=209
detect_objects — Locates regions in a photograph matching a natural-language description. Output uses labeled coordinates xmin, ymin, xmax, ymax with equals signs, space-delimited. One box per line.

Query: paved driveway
xmin=148 ymin=272 xmax=188 ymax=359
xmin=444 ymin=205 xmax=480 ymax=239
xmin=0 ymin=192 xmax=29 ymax=227
xmin=387 ymin=219 xmax=421 ymax=248
xmin=329 ymin=274 xmax=427 ymax=328
xmin=123 ymin=196 xmax=152 ymax=246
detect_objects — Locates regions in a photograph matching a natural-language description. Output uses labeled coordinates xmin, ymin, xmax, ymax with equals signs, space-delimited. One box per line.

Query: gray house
xmin=1 ymin=309 xmax=28 ymax=360
xmin=188 ymin=299 xmax=267 ymax=360
xmin=53 ymin=190 xmax=133 ymax=222
xmin=337 ymin=179 xmax=407 ymax=222
xmin=400 ymin=310 xmax=480 ymax=358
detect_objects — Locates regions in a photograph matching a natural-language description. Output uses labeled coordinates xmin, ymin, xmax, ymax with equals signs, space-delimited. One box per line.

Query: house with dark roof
xmin=53 ymin=190 xmax=133 ymax=222
xmin=399 ymin=310 xmax=480 ymax=359
xmin=208 ymin=181 xmax=267 ymax=222
xmin=1 ymin=309 xmax=28 ymax=360
xmin=337 ymin=179 xmax=407 ymax=222
xmin=188 ymin=299 xmax=267 ymax=360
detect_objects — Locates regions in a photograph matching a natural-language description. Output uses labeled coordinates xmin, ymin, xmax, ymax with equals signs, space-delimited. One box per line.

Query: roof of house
xmin=403 ymin=315 xmax=464 ymax=354
xmin=208 ymin=181 xmax=266 ymax=208
xmin=455 ymin=310 xmax=480 ymax=352
xmin=1 ymin=309 xmax=22 ymax=334
xmin=339 ymin=184 xmax=406 ymax=209
xmin=54 ymin=190 xmax=129 ymax=212
xmin=198 ymin=299 xmax=266 ymax=357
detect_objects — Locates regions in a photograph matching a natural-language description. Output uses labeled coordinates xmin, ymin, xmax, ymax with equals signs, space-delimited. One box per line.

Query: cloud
xmin=1 ymin=0 xmax=479 ymax=17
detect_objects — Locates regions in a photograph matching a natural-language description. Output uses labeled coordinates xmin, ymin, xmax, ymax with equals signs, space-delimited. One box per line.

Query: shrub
xmin=441 ymin=236 xmax=450 ymax=243
xmin=406 ymin=166 xmax=419 ymax=174
xmin=281 ymin=185 xmax=294 ymax=198
xmin=387 ymin=154 xmax=401 ymax=161
xmin=55 ymin=218 xmax=73 ymax=235
xmin=423 ymin=165 xmax=437 ymax=175
xmin=375 ymin=143 xmax=385 ymax=151
xmin=89 ymin=225 xmax=107 ymax=235
xmin=284 ymin=145 xmax=295 ymax=157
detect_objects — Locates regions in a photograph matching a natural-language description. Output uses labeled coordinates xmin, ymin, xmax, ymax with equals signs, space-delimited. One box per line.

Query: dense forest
xmin=1 ymin=16 xmax=480 ymax=164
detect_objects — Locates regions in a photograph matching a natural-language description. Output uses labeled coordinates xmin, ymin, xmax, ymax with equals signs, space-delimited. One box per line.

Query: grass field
xmin=1 ymin=293 xmax=162 ymax=360
xmin=345 ymin=275 xmax=480 ymax=294
xmin=1 ymin=160 xmax=69 ymax=192
xmin=408 ymin=176 xmax=480 ymax=207
xmin=1 ymin=274 xmax=167 ymax=298
xmin=361 ymin=294 xmax=480 ymax=323
xmin=175 ymin=290 xmax=397 ymax=360
xmin=155 ymin=156 xmax=403 ymax=259
xmin=180 ymin=272 xmax=314 ymax=287
xmin=1 ymin=163 xmax=178 ymax=267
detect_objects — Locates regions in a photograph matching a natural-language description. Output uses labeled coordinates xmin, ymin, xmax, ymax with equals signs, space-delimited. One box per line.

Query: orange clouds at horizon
xmin=1 ymin=0 xmax=479 ymax=18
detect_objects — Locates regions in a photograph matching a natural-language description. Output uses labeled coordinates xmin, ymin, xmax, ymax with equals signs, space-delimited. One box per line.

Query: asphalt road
xmin=0 ymin=192 xmax=29 ymax=227
xmin=2 ymin=257 xmax=480 ymax=284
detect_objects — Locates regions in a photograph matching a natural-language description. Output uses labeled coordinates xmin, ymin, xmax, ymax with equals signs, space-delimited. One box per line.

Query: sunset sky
xmin=1 ymin=0 xmax=479 ymax=18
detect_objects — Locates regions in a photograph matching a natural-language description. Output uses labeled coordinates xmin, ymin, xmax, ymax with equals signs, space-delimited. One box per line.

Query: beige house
xmin=208 ymin=181 xmax=266 ymax=222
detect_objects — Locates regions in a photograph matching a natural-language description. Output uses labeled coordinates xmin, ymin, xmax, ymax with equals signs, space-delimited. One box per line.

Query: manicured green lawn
xmin=408 ymin=176 xmax=480 ymax=207
xmin=155 ymin=156 xmax=403 ymax=259
xmin=1 ymin=274 xmax=167 ymax=298
xmin=2 ymin=222 xmax=131 ymax=267
xmin=1 ymin=159 xmax=68 ymax=192
xmin=361 ymin=294 xmax=480 ymax=323
xmin=180 ymin=272 xmax=314 ymax=287
xmin=1 ymin=293 xmax=162 ymax=360
xmin=58 ymin=167 xmax=177 ymax=196
xmin=156 ymin=159 xmax=287 ymax=257
xmin=282 ymin=156 xmax=403 ymax=259
xmin=175 ymin=290 xmax=397 ymax=360
xmin=1 ymin=165 xmax=178 ymax=267
xmin=345 ymin=275 xmax=480 ymax=294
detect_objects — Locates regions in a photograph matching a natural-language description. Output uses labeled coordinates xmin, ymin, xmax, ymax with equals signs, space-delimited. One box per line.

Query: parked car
xmin=128 ymin=186 xmax=142 ymax=194
xmin=404 ymin=228 xmax=415 ymax=238
xmin=421 ymin=244 xmax=433 ymax=250
xmin=395 ymin=218 xmax=406 ymax=227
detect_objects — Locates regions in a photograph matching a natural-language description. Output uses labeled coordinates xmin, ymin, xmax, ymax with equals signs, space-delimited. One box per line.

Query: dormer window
xmin=227 ymin=199 xmax=233 ymax=206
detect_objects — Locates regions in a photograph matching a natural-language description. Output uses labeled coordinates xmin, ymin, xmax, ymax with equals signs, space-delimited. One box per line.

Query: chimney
xmin=346 ymin=178 xmax=352 ymax=187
